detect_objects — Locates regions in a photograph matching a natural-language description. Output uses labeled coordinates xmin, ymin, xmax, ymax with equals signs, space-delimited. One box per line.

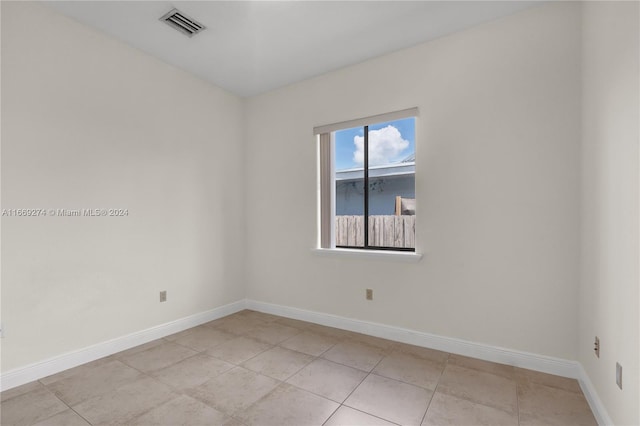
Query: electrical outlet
xmin=366 ymin=289 xmax=373 ymax=300
xmin=594 ymin=336 xmax=599 ymax=358
xmin=160 ymin=291 xmax=167 ymax=302
xmin=616 ymin=363 xmax=622 ymax=389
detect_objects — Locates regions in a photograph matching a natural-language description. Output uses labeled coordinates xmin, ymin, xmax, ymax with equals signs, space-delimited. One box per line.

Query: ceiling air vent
xmin=160 ymin=8 xmax=206 ymax=38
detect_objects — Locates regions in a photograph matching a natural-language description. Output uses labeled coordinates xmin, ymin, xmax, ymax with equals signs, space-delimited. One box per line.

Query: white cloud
xmin=353 ymin=125 xmax=409 ymax=166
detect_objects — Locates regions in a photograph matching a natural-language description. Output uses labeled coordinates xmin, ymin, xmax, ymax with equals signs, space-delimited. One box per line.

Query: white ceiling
xmin=45 ymin=1 xmax=540 ymax=97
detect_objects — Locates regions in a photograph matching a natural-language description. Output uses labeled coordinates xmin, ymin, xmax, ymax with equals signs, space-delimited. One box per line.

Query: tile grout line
xmin=335 ymin=347 xmax=389 ymax=418
xmin=320 ymin=402 xmax=342 ymax=426
xmin=68 ymin=405 xmax=95 ymax=426
xmin=211 ymin=320 xmax=335 ymax=423
xmin=273 ymin=331 xmax=453 ymax=396
xmin=324 ymin=405 xmax=404 ymax=426
xmin=169 ymin=328 xmax=245 ymax=354
xmin=419 ymin=351 xmax=450 ymax=426
xmin=319 ymin=341 xmax=392 ymax=425
xmin=275 ymin=337 xmax=366 ymax=409
xmin=240 ymin=330 xmax=453 ymax=425
xmin=235 ymin=324 xmax=354 ymax=425
xmin=119 ymin=385 xmax=177 ymax=426
xmin=37 ymin=381 xmax=95 ymax=426
xmin=516 ymin=380 xmax=521 ymax=426
xmin=131 ymin=331 xmax=378 ymax=424
xmin=4 ymin=311 xmax=592 ymax=426
xmin=53 ymin=351 xmax=198 ymax=425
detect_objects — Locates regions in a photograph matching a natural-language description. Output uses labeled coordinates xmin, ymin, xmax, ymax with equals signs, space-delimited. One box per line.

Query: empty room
xmin=1 ymin=1 xmax=638 ymax=425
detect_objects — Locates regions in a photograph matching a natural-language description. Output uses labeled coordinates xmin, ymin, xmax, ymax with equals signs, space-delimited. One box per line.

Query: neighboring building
xmin=335 ymin=156 xmax=415 ymax=215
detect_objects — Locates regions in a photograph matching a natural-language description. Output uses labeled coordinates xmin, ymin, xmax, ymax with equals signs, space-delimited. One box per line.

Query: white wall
xmin=0 ymin=2 xmax=246 ymax=372
xmin=245 ymin=2 xmax=582 ymax=360
xmin=580 ymin=2 xmax=640 ymax=425
xmin=4 ymin=3 xmax=638 ymax=422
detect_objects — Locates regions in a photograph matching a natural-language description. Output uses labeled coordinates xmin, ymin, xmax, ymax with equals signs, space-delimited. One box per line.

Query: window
xmin=316 ymin=108 xmax=417 ymax=252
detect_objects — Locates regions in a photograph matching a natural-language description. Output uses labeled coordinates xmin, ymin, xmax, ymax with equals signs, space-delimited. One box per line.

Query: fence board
xmin=355 ymin=216 xmax=364 ymax=246
xmin=347 ymin=216 xmax=354 ymax=246
xmin=335 ymin=215 xmax=415 ymax=249
xmin=383 ymin=217 xmax=394 ymax=247
xmin=374 ymin=216 xmax=384 ymax=246
xmin=338 ymin=215 xmax=348 ymax=247
xmin=405 ymin=216 xmax=415 ymax=248
xmin=393 ymin=215 xmax=404 ymax=248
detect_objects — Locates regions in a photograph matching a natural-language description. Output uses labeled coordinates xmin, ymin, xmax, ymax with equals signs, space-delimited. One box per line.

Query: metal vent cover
xmin=160 ymin=8 xmax=206 ymax=38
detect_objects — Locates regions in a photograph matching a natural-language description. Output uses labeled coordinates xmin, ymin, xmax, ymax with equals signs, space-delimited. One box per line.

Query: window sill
xmin=311 ymin=248 xmax=423 ymax=262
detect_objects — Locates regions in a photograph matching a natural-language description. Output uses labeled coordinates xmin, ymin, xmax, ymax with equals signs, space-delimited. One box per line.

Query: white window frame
xmin=314 ymin=108 xmax=422 ymax=260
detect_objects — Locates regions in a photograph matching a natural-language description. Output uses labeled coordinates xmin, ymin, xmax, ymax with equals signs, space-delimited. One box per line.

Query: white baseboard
xmin=1 ymin=298 xmax=612 ymax=425
xmin=245 ymin=299 xmax=579 ymax=378
xmin=246 ymin=299 xmax=613 ymax=425
xmin=576 ymin=363 xmax=614 ymax=426
xmin=0 ymin=300 xmax=246 ymax=392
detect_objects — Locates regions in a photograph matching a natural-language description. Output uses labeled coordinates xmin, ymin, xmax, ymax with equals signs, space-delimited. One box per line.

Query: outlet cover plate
xmin=616 ymin=362 xmax=622 ymax=389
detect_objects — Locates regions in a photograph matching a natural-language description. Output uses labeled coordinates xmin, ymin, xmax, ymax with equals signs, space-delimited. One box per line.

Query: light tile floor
xmin=1 ymin=310 xmax=598 ymax=426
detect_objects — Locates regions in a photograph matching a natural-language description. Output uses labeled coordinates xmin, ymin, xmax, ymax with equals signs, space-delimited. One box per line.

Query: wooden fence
xmin=335 ymin=215 xmax=415 ymax=248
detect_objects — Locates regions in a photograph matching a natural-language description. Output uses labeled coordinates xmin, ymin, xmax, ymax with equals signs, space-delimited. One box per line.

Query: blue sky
xmin=334 ymin=117 xmax=415 ymax=171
